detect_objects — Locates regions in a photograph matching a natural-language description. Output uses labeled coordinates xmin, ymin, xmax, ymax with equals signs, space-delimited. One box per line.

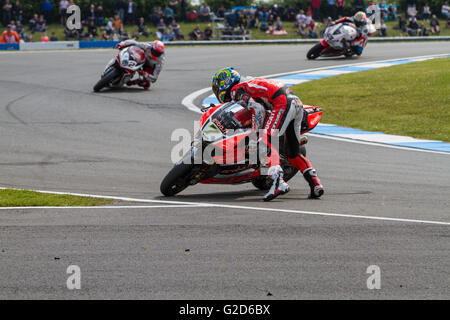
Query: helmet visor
xmin=212 ymin=83 xmax=219 ymax=98
xmin=151 ymin=47 xmax=162 ymax=57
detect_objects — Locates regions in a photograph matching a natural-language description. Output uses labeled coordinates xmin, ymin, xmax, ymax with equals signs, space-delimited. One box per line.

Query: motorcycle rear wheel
xmin=307 ymin=43 xmax=325 ymax=60
xmin=93 ymin=67 xmax=122 ymax=92
xmin=251 ymin=146 xmax=306 ymax=191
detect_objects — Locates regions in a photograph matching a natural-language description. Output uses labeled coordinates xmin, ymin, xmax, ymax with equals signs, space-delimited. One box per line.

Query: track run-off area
xmin=0 ymin=42 xmax=449 ymax=299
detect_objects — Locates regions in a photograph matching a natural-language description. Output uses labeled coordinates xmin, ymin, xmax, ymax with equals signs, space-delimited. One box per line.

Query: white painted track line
xmin=307 ymin=133 xmax=450 ymax=155
xmin=181 ymin=53 xmax=450 ymax=155
xmin=1 ymin=187 xmax=449 ymax=225
xmin=181 ymin=87 xmax=210 ymax=114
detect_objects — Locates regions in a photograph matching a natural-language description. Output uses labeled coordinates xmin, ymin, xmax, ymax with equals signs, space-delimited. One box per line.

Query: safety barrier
xmin=1 ymin=36 xmax=449 ymax=51
xmin=0 ymin=43 xmax=19 ymax=50
xmin=20 ymin=41 xmax=79 ymax=50
xmin=79 ymin=40 xmax=120 ymax=49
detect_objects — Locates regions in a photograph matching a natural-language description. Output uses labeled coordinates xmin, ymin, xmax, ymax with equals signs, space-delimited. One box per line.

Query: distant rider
xmin=332 ymin=11 xmax=372 ymax=55
xmin=115 ymin=39 xmax=166 ymax=90
xmin=211 ymin=67 xmax=324 ymax=201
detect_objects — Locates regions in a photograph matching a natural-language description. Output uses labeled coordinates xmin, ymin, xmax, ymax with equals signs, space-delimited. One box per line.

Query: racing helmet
xmin=353 ymin=11 xmax=367 ymax=27
xmin=150 ymin=40 xmax=165 ymax=59
xmin=211 ymin=67 xmax=241 ymax=104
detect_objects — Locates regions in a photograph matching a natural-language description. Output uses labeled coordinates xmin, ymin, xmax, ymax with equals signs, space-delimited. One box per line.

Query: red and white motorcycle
xmin=93 ymin=45 xmax=147 ymax=92
xmin=160 ymin=101 xmax=322 ymax=196
xmin=307 ymin=22 xmax=375 ymax=59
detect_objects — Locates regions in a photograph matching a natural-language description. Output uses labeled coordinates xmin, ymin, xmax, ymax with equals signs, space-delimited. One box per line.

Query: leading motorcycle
xmin=160 ymin=102 xmax=322 ymax=196
xmin=93 ymin=45 xmax=147 ymax=92
xmin=307 ymin=22 xmax=375 ymax=59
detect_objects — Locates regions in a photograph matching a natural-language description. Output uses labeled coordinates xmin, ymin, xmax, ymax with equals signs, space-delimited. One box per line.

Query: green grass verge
xmin=291 ymin=57 xmax=450 ymax=142
xmin=23 ymin=19 xmax=450 ymax=42
xmin=0 ymin=189 xmax=115 ymax=207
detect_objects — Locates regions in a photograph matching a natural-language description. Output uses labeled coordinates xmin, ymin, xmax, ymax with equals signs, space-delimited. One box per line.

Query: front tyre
xmin=307 ymin=43 xmax=325 ymax=60
xmin=160 ymin=162 xmax=194 ymax=196
xmin=93 ymin=67 xmax=122 ymax=92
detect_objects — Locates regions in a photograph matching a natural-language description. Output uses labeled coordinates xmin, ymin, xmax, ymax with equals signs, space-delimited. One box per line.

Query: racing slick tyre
xmin=160 ymin=163 xmax=194 ymax=196
xmin=93 ymin=67 xmax=122 ymax=92
xmin=251 ymin=176 xmax=271 ymax=191
xmin=344 ymin=49 xmax=354 ymax=58
xmin=307 ymin=43 xmax=325 ymax=60
xmin=251 ymin=146 xmax=306 ymax=191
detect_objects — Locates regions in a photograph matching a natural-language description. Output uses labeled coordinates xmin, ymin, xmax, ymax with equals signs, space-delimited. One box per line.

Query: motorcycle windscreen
xmin=210 ymin=103 xmax=252 ymax=133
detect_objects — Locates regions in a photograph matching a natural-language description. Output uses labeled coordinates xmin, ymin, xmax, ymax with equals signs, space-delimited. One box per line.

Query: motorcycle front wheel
xmin=160 ymin=162 xmax=195 ymax=196
xmin=93 ymin=67 xmax=122 ymax=92
xmin=306 ymin=43 xmax=325 ymax=60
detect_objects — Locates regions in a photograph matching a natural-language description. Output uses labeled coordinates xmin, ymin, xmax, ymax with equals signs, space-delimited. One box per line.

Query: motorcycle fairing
xmin=301 ymin=106 xmax=322 ymax=134
xmin=193 ymin=103 xmax=322 ymax=185
xmin=199 ymin=168 xmax=259 ymax=184
xmin=116 ymin=46 xmax=146 ymax=72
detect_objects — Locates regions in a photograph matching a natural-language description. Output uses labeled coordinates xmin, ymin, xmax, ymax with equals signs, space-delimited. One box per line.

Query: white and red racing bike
xmin=160 ymin=101 xmax=322 ymax=196
xmin=93 ymin=45 xmax=147 ymax=92
xmin=307 ymin=22 xmax=375 ymax=59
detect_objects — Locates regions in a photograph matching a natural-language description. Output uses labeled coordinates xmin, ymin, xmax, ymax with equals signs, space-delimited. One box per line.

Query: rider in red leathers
xmin=115 ymin=39 xmax=165 ymax=90
xmin=212 ymin=68 xmax=324 ymax=201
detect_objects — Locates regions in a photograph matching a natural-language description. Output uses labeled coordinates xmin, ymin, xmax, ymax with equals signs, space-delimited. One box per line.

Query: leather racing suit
xmin=230 ymin=78 xmax=324 ymax=198
xmin=335 ymin=16 xmax=369 ymax=55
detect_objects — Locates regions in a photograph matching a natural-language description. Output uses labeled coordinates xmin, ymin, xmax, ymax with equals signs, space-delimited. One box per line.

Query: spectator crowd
xmin=2 ymin=0 xmax=450 ymax=44
xmin=390 ymin=1 xmax=450 ymax=36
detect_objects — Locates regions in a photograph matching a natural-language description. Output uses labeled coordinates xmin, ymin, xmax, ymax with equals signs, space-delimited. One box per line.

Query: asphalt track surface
xmin=0 ymin=42 xmax=449 ymax=299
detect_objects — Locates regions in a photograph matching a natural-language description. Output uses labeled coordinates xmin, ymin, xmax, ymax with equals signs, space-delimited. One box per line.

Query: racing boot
xmin=263 ymin=165 xmax=290 ymax=202
xmin=139 ymin=71 xmax=151 ymax=90
xmin=138 ymin=78 xmax=151 ymax=90
xmin=126 ymin=79 xmax=150 ymax=90
xmin=303 ymin=168 xmax=324 ymax=199
xmin=126 ymin=79 xmax=138 ymax=86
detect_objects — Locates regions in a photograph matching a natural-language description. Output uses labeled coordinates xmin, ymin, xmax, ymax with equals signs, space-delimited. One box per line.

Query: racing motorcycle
xmin=160 ymin=102 xmax=322 ymax=197
xmin=93 ymin=45 xmax=147 ymax=92
xmin=306 ymin=22 xmax=375 ymax=59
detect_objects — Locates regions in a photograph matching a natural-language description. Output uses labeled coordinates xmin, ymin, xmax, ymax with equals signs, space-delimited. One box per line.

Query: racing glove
xmin=233 ymin=87 xmax=251 ymax=107
xmin=237 ymin=92 xmax=251 ymax=107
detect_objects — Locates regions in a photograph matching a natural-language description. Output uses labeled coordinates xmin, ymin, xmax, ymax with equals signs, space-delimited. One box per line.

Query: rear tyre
xmin=93 ymin=67 xmax=122 ymax=92
xmin=251 ymin=167 xmax=299 ymax=191
xmin=160 ymin=163 xmax=194 ymax=196
xmin=307 ymin=43 xmax=325 ymax=60
xmin=251 ymin=146 xmax=306 ymax=191
xmin=344 ymin=50 xmax=354 ymax=58
xmin=251 ymin=176 xmax=271 ymax=191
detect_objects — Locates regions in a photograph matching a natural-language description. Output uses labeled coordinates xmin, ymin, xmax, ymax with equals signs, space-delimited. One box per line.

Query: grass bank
xmin=0 ymin=189 xmax=114 ymax=207
xmin=291 ymin=57 xmax=450 ymax=142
